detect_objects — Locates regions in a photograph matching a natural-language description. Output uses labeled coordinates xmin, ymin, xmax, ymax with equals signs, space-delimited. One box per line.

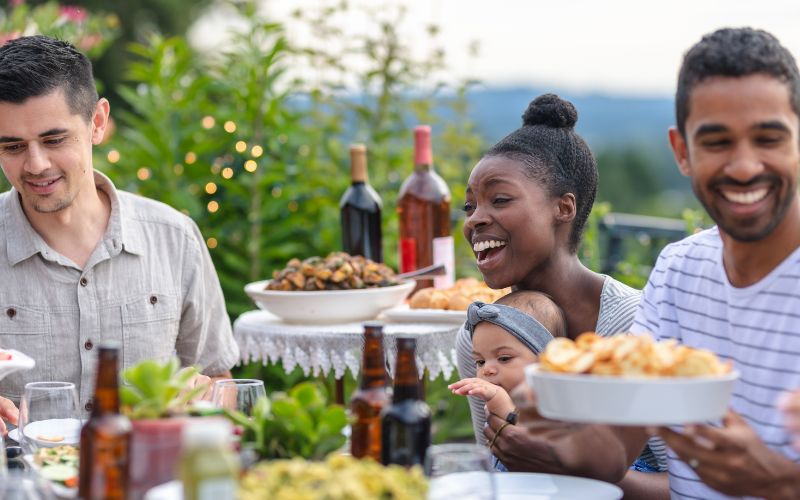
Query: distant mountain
xmin=463 ymin=86 xmax=675 ymax=148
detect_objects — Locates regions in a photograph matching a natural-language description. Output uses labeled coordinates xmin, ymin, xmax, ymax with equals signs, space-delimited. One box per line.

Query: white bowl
xmin=525 ymin=363 xmax=739 ymax=425
xmin=244 ymin=279 xmax=416 ymax=324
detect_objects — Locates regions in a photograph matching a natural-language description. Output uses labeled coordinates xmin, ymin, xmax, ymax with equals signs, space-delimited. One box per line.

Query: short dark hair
xmin=486 ymin=93 xmax=598 ymax=253
xmin=676 ymin=27 xmax=800 ymax=136
xmin=0 ymin=35 xmax=98 ymax=121
xmin=495 ymin=290 xmax=567 ymax=339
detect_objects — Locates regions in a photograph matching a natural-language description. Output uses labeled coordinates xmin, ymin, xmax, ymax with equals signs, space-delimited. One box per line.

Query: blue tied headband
xmin=466 ymin=301 xmax=555 ymax=354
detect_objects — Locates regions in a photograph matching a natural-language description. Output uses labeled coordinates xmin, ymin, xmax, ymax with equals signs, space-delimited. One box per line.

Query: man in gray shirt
xmin=0 ymin=35 xmax=240 ymax=432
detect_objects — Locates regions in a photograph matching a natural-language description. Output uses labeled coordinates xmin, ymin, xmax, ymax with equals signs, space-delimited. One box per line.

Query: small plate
xmin=430 ymin=471 xmax=622 ymax=500
xmin=382 ymin=304 xmax=467 ymax=325
xmin=525 ymin=363 xmax=739 ymax=425
xmin=21 ymin=418 xmax=82 ymax=447
xmin=0 ymin=349 xmax=36 ymax=380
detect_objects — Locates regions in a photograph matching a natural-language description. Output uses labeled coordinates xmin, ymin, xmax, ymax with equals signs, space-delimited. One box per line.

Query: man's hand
xmin=0 ymin=396 xmax=19 ymax=435
xmin=650 ymin=410 xmax=800 ymax=499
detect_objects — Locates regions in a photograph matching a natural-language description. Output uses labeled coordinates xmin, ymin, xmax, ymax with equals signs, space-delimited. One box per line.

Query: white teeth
xmin=30 ymin=179 xmax=57 ymax=187
xmin=722 ymin=188 xmax=768 ymax=205
xmin=472 ymin=240 xmax=507 ymax=252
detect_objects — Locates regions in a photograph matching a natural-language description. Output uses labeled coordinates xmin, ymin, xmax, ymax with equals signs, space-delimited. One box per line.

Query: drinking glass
xmin=0 ymin=469 xmax=54 ymax=499
xmin=210 ymin=379 xmax=266 ymax=416
xmin=18 ymin=382 xmax=81 ymax=455
xmin=425 ymin=443 xmax=496 ymax=500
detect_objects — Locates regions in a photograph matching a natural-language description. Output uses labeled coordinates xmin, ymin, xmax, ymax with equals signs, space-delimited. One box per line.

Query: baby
xmin=449 ymin=290 xmax=567 ymax=470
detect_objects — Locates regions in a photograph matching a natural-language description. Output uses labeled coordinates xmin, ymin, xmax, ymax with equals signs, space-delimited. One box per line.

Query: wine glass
xmin=425 ymin=443 xmax=496 ymax=500
xmin=210 ymin=379 xmax=266 ymax=416
xmin=0 ymin=469 xmax=54 ymax=499
xmin=18 ymin=382 xmax=81 ymax=455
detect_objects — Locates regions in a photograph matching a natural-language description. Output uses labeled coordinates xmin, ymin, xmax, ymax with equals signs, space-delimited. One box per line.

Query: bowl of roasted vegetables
xmin=245 ymin=253 xmax=415 ymax=324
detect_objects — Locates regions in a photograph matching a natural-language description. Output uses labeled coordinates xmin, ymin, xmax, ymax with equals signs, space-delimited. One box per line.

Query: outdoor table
xmin=232 ymin=310 xmax=462 ymax=403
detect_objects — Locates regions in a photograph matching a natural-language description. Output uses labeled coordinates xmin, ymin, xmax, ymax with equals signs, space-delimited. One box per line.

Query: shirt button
xmin=84 ymin=401 xmax=93 ymax=412
xmin=84 ymin=341 xmax=94 ymax=351
xmin=6 ymin=308 xmax=15 ymax=319
xmin=80 ymin=277 xmax=88 ymax=287
xmin=149 ymin=295 xmax=158 ymax=305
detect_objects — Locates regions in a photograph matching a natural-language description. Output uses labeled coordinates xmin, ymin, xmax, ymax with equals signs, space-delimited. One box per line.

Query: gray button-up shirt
xmin=0 ymin=172 xmax=239 ymax=412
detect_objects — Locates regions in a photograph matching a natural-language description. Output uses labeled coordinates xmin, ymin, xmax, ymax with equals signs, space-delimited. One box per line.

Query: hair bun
xmin=522 ymin=93 xmax=578 ymax=129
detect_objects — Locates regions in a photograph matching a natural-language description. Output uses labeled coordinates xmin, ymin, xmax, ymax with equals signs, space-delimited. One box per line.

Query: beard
xmin=693 ymin=175 xmax=796 ymax=242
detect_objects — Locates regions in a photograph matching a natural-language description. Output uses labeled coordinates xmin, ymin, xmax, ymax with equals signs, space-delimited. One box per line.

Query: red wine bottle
xmin=397 ymin=126 xmax=454 ymax=291
xmin=340 ymin=144 xmax=383 ymax=262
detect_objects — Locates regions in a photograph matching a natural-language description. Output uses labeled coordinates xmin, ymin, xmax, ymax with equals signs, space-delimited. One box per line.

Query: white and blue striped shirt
xmin=631 ymin=226 xmax=800 ymax=499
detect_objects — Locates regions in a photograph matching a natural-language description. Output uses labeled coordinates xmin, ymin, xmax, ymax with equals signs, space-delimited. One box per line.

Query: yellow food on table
xmin=540 ymin=332 xmax=732 ymax=377
xmin=239 ymin=454 xmax=427 ymax=500
xmin=267 ymin=252 xmax=399 ymax=291
xmin=408 ymin=278 xmax=510 ymax=311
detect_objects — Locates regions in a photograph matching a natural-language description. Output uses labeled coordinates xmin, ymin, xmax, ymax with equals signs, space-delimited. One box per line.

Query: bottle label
xmin=399 ymin=238 xmax=417 ymax=273
xmin=198 ymin=478 xmax=236 ymax=499
xmin=432 ymin=236 xmax=455 ymax=289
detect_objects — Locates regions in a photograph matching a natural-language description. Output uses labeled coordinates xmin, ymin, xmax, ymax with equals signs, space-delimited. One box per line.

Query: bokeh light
xmin=207 ymin=237 xmax=218 ymax=249
xmin=244 ymin=160 xmax=257 ymax=172
xmin=107 ymin=150 xmax=120 ymax=164
xmin=251 ymin=145 xmax=264 ymax=158
xmin=207 ymin=201 xmax=219 ymax=213
xmin=202 ymin=116 xmax=215 ymax=129
xmin=235 ymin=141 xmax=247 ymax=153
xmin=136 ymin=167 xmax=150 ymax=181
xmin=222 ymin=167 xmax=234 ymax=179
xmin=224 ymin=121 xmax=237 ymax=133
xmin=205 ymin=182 xmax=218 ymax=195
xmin=185 ymin=152 xmax=197 ymax=164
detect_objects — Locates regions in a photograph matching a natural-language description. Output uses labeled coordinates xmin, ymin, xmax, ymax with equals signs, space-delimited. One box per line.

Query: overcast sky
xmin=191 ymin=0 xmax=800 ymax=97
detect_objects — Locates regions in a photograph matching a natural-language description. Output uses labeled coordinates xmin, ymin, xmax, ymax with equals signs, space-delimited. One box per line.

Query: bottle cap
xmin=413 ymin=126 xmax=432 ymax=166
xmin=182 ymin=418 xmax=232 ymax=447
xmin=349 ymin=144 xmax=368 ymax=182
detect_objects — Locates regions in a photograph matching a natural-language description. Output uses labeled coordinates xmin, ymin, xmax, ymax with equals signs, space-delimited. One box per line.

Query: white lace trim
xmin=233 ymin=310 xmax=460 ymax=380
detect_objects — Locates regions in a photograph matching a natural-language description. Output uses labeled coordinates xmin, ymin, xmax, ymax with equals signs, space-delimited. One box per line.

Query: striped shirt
xmin=631 ymin=227 xmax=800 ymax=499
xmin=456 ymin=275 xmax=668 ymax=470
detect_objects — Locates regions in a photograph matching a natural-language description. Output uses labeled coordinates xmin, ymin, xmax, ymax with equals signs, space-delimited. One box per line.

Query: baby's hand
xmin=448 ymin=377 xmax=499 ymax=402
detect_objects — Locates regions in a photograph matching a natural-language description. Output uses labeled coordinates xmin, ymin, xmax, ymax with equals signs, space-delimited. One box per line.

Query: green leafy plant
xmin=119 ymin=358 xmax=206 ymax=419
xmin=226 ymin=381 xmax=348 ymax=461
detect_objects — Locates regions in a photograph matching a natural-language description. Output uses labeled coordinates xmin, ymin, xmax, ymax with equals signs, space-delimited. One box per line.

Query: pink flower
xmin=10 ymin=0 xmax=25 ymax=7
xmin=59 ymin=6 xmax=87 ymax=23
xmin=77 ymin=34 xmax=102 ymax=51
xmin=0 ymin=32 xmax=21 ymax=46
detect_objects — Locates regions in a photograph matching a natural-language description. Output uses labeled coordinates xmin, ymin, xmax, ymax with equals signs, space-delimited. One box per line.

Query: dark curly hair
xmin=486 ymin=93 xmax=598 ymax=253
xmin=0 ymin=35 xmax=98 ymax=121
xmin=676 ymin=27 xmax=800 ymax=136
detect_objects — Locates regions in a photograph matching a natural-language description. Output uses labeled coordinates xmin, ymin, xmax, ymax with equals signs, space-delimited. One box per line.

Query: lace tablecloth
xmin=233 ymin=310 xmax=461 ymax=380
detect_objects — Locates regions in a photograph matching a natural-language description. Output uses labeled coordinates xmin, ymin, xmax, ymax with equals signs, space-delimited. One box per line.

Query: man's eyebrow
xmin=753 ymin=120 xmax=791 ymax=133
xmin=0 ymin=129 xmax=69 ymax=144
xmin=693 ymin=123 xmax=728 ymax=139
xmin=694 ymin=121 xmax=791 ymax=139
xmin=39 ymin=128 xmax=68 ymax=137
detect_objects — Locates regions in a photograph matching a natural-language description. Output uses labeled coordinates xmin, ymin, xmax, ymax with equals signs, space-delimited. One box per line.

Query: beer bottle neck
xmin=360 ymin=329 xmax=387 ymax=390
xmin=93 ymin=349 xmax=121 ymax=415
xmin=392 ymin=344 xmax=421 ymax=402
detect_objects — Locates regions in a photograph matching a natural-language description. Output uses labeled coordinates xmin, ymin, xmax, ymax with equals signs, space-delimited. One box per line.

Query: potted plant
xmin=119 ymin=358 xmax=207 ymax=499
xmin=225 ymin=381 xmax=348 ymax=461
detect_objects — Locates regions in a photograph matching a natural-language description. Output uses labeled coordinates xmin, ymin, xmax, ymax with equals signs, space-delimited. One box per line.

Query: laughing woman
xmin=456 ymin=94 xmax=668 ymax=499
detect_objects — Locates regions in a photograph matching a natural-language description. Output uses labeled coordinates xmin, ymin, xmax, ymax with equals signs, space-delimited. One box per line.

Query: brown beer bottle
xmin=350 ymin=322 xmax=390 ymax=460
xmin=79 ymin=344 xmax=132 ymax=500
xmin=397 ymin=125 xmax=454 ymax=292
xmin=380 ymin=337 xmax=431 ymax=467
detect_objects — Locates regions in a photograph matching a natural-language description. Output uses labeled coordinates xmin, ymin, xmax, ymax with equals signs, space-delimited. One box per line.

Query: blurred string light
xmin=207 ymin=201 xmax=219 ymax=213
xmin=137 ymin=167 xmax=150 ymax=181
xmin=202 ymin=116 xmax=215 ymax=129
xmin=107 ymin=150 xmax=120 ymax=164
xmin=174 ymin=164 xmax=184 ymax=175
xmin=235 ymin=141 xmax=247 ymax=153
xmin=185 ymin=152 xmax=197 ymax=164
xmin=224 ymin=121 xmax=236 ymax=133
xmin=244 ymin=160 xmax=257 ymax=172
xmin=251 ymin=145 xmax=263 ymax=158
xmin=222 ymin=167 xmax=234 ymax=179
xmin=207 ymin=237 xmax=218 ymax=249
xmin=205 ymin=182 xmax=218 ymax=194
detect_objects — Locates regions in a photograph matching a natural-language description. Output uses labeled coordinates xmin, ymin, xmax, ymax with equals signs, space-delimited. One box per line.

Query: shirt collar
xmin=4 ymin=171 xmax=144 ymax=266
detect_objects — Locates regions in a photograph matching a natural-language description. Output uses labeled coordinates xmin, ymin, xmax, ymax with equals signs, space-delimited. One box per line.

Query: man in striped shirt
xmin=629 ymin=27 xmax=800 ymax=498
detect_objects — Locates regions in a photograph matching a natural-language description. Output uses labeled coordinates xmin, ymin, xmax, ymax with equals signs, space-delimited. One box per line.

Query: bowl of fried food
xmin=245 ymin=252 xmax=415 ymax=324
xmin=525 ymin=333 xmax=738 ymax=425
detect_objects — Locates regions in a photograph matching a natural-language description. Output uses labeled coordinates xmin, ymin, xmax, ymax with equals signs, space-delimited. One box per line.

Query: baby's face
xmin=472 ymin=322 xmax=539 ymax=392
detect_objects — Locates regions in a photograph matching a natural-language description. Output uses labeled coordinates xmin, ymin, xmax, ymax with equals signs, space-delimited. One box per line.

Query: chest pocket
xmin=122 ymin=293 xmax=180 ymax=371
xmin=0 ymin=305 xmax=51 ymax=398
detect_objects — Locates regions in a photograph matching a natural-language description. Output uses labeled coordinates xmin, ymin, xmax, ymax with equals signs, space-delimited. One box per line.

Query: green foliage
xmin=119 ymin=357 xmax=205 ymax=419
xmin=227 ymin=381 xmax=348 ymax=461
